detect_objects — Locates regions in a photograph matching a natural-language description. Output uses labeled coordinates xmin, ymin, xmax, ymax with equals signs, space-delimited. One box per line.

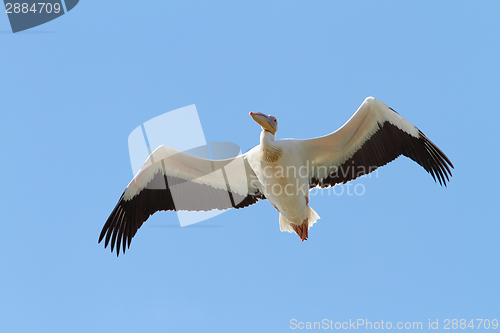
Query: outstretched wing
xmin=99 ymin=145 xmax=264 ymax=255
xmin=299 ymin=97 xmax=454 ymax=188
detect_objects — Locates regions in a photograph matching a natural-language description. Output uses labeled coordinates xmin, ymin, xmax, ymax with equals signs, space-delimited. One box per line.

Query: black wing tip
xmin=99 ymin=192 xmax=130 ymax=257
xmin=98 ymin=229 xmax=106 ymax=244
xmin=98 ymin=230 xmax=127 ymax=257
xmin=418 ymin=131 xmax=454 ymax=187
xmin=98 ymin=228 xmax=126 ymax=256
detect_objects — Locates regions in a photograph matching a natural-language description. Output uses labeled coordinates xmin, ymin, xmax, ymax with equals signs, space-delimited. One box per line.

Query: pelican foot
xmin=291 ymin=219 xmax=309 ymax=242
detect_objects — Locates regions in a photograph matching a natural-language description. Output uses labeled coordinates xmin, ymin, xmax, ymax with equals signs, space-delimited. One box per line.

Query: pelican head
xmin=249 ymin=112 xmax=278 ymax=135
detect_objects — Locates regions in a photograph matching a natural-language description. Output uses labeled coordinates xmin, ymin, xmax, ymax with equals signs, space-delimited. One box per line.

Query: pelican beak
xmin=249 ymin=112 xmax=277 ymax=135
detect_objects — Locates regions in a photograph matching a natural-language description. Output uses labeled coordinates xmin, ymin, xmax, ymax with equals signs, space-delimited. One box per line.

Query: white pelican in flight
xmin=99 ymin=97 xmax=453 ymax=255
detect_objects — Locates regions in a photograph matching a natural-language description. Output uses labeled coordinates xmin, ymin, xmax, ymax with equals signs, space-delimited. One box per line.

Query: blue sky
xmin=1 ymin=1 xmax=499 ymax=332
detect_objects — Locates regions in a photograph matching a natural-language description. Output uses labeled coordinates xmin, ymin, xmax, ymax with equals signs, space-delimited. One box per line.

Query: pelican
xmin=99 ymin=97 xmax=453 ymax=255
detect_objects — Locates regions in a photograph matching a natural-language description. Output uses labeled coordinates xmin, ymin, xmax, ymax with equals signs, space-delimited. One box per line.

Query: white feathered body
xmin=246 ymin=131 xmax=320 ymax=233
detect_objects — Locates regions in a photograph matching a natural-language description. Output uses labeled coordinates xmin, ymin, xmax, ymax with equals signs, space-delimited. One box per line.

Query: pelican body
xmin=245 ymin=116 xmax=318 ymax=240
xmin=99 ymin=97 xmax=453 ymax=255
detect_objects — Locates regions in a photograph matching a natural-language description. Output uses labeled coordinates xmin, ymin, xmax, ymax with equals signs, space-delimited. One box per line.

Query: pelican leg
xmin=291 ymin=218 xmax=309 ymax=241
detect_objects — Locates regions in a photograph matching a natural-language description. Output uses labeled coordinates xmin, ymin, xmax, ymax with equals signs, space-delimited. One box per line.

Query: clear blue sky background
xmin=1 ymin=2 xmax=499 ymax=332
